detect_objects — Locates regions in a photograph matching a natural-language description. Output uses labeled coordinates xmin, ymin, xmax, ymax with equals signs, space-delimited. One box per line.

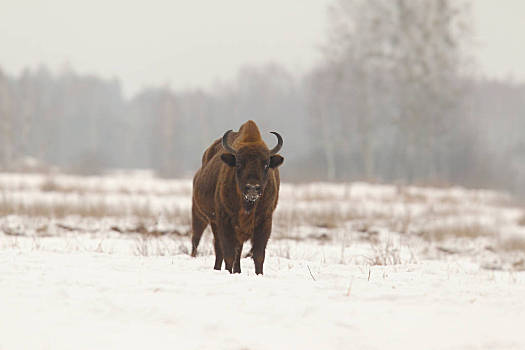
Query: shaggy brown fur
xmin=191 ymin=120 xmax=284 ymax=274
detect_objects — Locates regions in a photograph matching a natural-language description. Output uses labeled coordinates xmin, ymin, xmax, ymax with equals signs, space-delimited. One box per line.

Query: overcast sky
xmin=1 ymin=0 xmax=524 ymax=97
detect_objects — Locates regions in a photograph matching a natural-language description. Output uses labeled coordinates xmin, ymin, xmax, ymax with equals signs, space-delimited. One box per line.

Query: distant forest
xmin=0 ymin=0 xmax=524 ymax=196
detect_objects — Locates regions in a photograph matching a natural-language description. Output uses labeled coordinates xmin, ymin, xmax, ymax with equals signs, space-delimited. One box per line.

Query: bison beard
xmin=190 ymin=120 xmax=284 ymax=274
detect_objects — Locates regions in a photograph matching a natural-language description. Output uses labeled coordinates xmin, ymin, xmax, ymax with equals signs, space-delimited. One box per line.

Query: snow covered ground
xmin=1 ymin=173 xmax=525 ymax=350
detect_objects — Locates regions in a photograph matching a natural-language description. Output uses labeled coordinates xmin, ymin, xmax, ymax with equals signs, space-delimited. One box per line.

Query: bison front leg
xmin=213 ymin=238 xmax=223 ymax=270
xmin=252 ymin=218 xmax=272 ymax=275
xmin=210 ymin=222 xmax=223 ymax=270
xmin=232 ymin=242 xmax=243 ymax=274
xmin=222 ymin=243 xmax=234 ymax=273
xmin=220 ymin=234 xmax=242 ymax=273
xmin=217 ymin=219 xmax=237 ymax=273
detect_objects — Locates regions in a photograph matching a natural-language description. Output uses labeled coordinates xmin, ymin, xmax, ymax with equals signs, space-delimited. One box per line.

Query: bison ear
xmin=221 ymin=153 xmax=236 ymax=167
xmin=269 ymin=155 xmax=284 ymax=169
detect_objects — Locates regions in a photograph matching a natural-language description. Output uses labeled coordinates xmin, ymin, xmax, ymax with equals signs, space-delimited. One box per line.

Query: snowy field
xmin=1 ymin=172 xmax=525 ymax=350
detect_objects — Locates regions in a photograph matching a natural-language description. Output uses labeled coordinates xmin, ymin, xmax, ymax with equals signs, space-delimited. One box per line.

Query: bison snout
xmin=244 ymin=183 xmax=262 ymax=202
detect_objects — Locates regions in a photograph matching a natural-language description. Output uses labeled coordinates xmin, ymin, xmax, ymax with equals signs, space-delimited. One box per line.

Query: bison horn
xmin=222 ymin=130 xmax=237 ymax=154
xmin=269 ymin=132 xmax=283 ymax=155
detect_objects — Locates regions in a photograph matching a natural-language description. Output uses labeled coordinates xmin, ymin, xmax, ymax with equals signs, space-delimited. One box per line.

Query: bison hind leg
xmin=191 ymin=208 xmax=208 ymax=257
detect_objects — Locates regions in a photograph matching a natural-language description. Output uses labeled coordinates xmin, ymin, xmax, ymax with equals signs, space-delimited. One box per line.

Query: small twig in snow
xmin=307 ymin=264 xmax=316 ymax=281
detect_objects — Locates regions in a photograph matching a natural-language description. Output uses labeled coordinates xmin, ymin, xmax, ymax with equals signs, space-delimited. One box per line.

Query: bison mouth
xmin=242 ymin=183 xmax=262 ymax=204
xmin=242 ymin=195 xmax=257 ymax=214
xmin=242 ymin=190 xmax=261 ymax=213
xmin=243 ymin=192 xmax=260 ymax=202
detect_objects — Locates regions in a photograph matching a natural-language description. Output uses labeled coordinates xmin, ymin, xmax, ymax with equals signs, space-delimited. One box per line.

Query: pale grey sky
xmin=470 ymin=0 xmax=525 ymax=82
xmin=0 ymin=0 xmax=523 ymax=97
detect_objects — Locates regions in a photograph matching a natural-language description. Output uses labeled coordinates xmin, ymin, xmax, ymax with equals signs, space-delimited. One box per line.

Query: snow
xmin=1 ymin=249 xmax=524 ymax=350
xmin=1 ymin=173 xmax=525 ymax=349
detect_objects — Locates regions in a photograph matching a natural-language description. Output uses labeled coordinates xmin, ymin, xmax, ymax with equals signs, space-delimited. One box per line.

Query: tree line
xmin=0 ymin=0 xmax=524 ymax=196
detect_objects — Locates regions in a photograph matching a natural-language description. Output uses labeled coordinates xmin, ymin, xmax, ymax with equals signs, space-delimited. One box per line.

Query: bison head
xmin=220 ymin=130 xmax=283 ymax=206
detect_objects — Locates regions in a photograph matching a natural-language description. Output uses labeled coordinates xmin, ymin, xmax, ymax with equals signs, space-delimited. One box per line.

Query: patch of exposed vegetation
xmin=420 ymin=223 xmax=496 ymax=241
xmin=499 ymin=236 xmax=525 ymax=252
xmin=274 ymin=204 xmax=368 ymax=232
xmin=0 ymin=196 xmax=190 ymax=225
xmin=518 ymin=213 xmax=525 ymax=226
xmin=366 ymin=241 xmax=402 ymax=266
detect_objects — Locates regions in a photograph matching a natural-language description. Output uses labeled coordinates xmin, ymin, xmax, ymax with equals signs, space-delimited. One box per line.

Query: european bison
xmin=191 ymin=120 xmax=284 ymax=274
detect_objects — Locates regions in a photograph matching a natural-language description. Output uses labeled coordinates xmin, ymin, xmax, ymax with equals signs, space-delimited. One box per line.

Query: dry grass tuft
xmin=275 ymin=205 xmax=364 ymax=231
xmin=134 ymin=235 xmax=152 ymax=256
xmin=518 ymin=213 xmax=525 ymax=226
xmin=164 ymin=207 xmax=191 ymax=226
xmin=302 ymin=210 xmax=350 ymax=229
xmin=420 ymin=223 xmax=496 ymax=241
xmin=401 ymin=191 xmax=427 ymax=204
xmin=40 ymin=178 xmax=69 ymax=193
xmin=366 ymin=241 xmax=402 ymax=266
xmin=133 ymin=235 xmax=189 ymax=256
xmin=40 ymin=177 xmax=59 ymax=192
xmin=0 ymin=195 xmax=191 ymax=225
xmin=35 ymin=176 xmax=192 ymax=196
xmin=0 ymin=198 xmax=113 ymax=218
xmin=499 ymin=236 xmax=525 ymax=252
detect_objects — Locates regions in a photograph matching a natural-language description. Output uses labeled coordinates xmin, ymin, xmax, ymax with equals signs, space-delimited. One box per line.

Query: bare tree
xmin=312 ymin=0 xmax=471 ymax=182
